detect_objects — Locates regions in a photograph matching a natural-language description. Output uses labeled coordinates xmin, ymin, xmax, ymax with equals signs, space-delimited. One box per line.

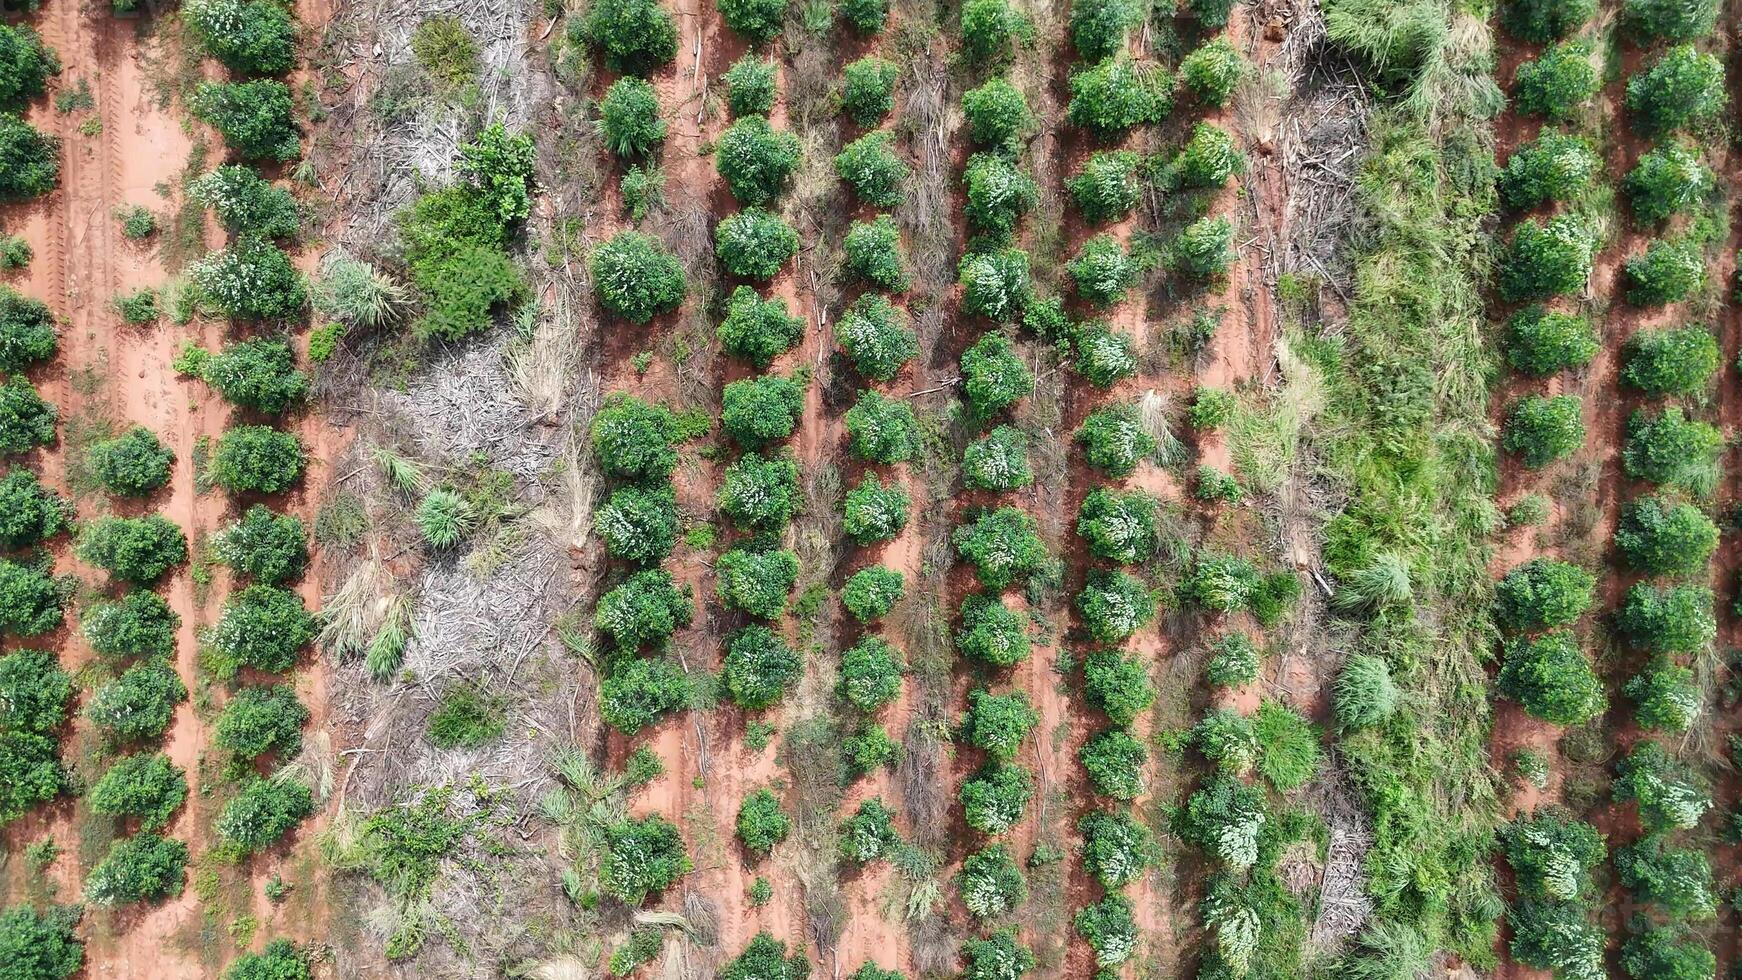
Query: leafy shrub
xmin=88 ymin=753 xmax=186 ymax=831
xmin=841 ymin=56 xmax=897 ymax=126
xmin=0 ymin=24 xmax=56 ymax=109
xmin=1176 ymin=776 xmax=1267 ymax=870
xmin=716 ymin=115 xmax=800 ymax=206
xmin=1624 ymin=143 xmax=1711 ymax=224
xmin=0 ymin=377 xmax=54 ymax=455
xmin=720 ymin=372 xmax=804 ymax=447
xmin=1076 ymin=569 xmax=1155 ymax=644
xmin=844 ymin=390 xmax=918 ymax=464
xmin=81 ymin=589 xmax=178 ymax=660
xmin=1614 ymin=496 xmax=1716 ymax=578
xmin=1501 ymin=394 xmax=1583 ymax=468
xmin=961 ymin=77 xmax=1033 ymax=151
xmin=1067 ymin=235 xmax=1139 ymax=308
xmin=203 ymin=585 xmax=316 ymax=679
xmin=1081 ymin=649 xmax=1153 ymax=727
xmin=1616 ymin=582 xmax=1714 ymax=654
xmin=191 ymin=164 xmax=302 ymax=240
xmin=0 ymin=236 xmax=27 ymax=269
xmin=0 ymin=558 xmax=65 ymax=637
xmin=1206 ymin=633 xmax=1262 ymax=688
xmin=955 ymin=593 xmax=1029 ymax=666
xmin=717 ymin=288 xmax=804 ymax=371
xmin=1624 ymin=659 xmax=1700 ymax=734
xmin=1624 ymin=237 xmax=1704 ymax=306
xmin=961 ymin=334 xmax=1034 ymax=418
xmin=842 ymin=566 xmax=903 ymax=623
xmin=1619 ymin=324 xmax=1717 ymax=395
xmin=177 ymin=337 xmax=309 ymax=413
xmin=960 ymin=763 xmax=1030 ymax=834
xmin=960 ymin=0 xmax=1030 ymax=61
xmin=722 ymin=55 xmax=776 ymax=117
xmin=601 ymin=813 xmax=690 ymax=902
xmin=1252 ymin=700 xmax=1319 ymax=790
xmin=85 ymin=659 xmax=187 ymax=740
xmin=214 ymin=684 xmax=307 ymax=760
xmin=715 ymin=549 xmax=799 ymax=619
xmin=964 ymin=152 xmax=1038 ymax=244
xmin=1513 ymin=41 xmax=1597 ymax=121
xmin=1497 ymin=630 xmax=1606 ymax=725
xmin=598 ymin=76 xmax=666 ymax=158
xmin=718 ymin=0 xmax=787 ymax=43
xmin=1075 ymin=404 xmax=1154 ymax=477
xmin=0 ymin=115 xmax=59 ymax=200
xmin=208 ymin=425 xmax=305 ymax=495
xmin=620 ymin=165 xmax=664 ymax=220
xmin=600 ymin=657 xmax=691 ymax=733
xmin=84 ymin=832 xmax=187 ymax=907
xmin=0 ymin=729 xmax=62 ymax=824
xmin=0 ymin=468 xmax=68 ymax=549
xmin=0 ymin=288 xmax=55 ymax=373
xmin=591 ymin=393 xmax=687 ymax=482
xmin=1493 ymin=558 xmax=1594 ymax=633
xmin=1614 ymin=740 xmax=1710 ymax=832
xmin=1502 ymin=811 xmax=1603 ymax=901
xmin=839 ymin=637 xmax=903 ymax=712
xmin=1502 ymin=0 xmax=1594 ymax=41
xmin=1171 ymin=214 xmax=1234 ymax=279
xmin=580 ymin=0 xmax=678 ymax=74
xmin=1070 ymin=0 xmax=1141 ymax=61
xmin=1334 ymin=653 xmax=1399 ymax=729
xmin=1079 ymin=808 xmax=1153 ymax=888
xmin=720 ymin=934 xmax=807 ymax=980
xmin=1080 ymin=728 xmax=1145 ymax=800
xmin=716 ymin=208 xmax=798 ymax=281
xmin=0 ymin=647 xmax=69 ymax=741
xmin=190 ymin=80 xmax=300 ymax=160
xmin=594 ymin=485 xmax=677 ymax=564
xmin=0 ymin=903 xmax=82 ymax=979
xmin=1067 ymin=57 xmax=1170 ymax=136
xmin=591 ymin=231 xmax=685 ymax=324
xmin=735 ymin=787 xmax=790 ymax=855
xmin=596 ymin=570 xmax=691 ymax=651
xmin=1627 ymin=45 xmax=1725 ymax=136
xmin=225 ymin=940 xmax=310 ymax=980
xmin=834 ymin=294 xmax=915 ymax=380
xmin=842 ymin=215 xmax=908 ymax=292
xmin=961 ymin=930 xmax=1035 ymax=980
xmin=1619 ymin=926 xmax=1715 ymax=980
xmin=958 ymin=248 xmax=1030 ymax=322
xmin=1622 ymin=405 xmax=1720 ymax=492
xmin=722 ymin=625 xmax=801 ymax=709
xmin=191 ymin=237 xmax=307 ymax=322
xmin=1622 ymin=0 xmax=1718 ymax=42
xmin=842 ymin=472 xmax=909 ymax=545
xmin=1508 ymin=898 xmax=1605 ymax=977
xmin=1194 ymin=708 xmax=1258 ymax=777
xmin=957 ymin=844 xmax=1026 ymax=919
xmin=832 ymin=130 xmax=907 ymax=208
xmin=839 ymin=797 xmax=900 ymax=861
xmin=211 ymin=505 xmax=307 ymax=585
xmin=1499 ymin=214 xmax=1595 ymax=301
xmin=954 ymin=507 xmax=1048 ymax=591
xmin=960 ymin=688 xmax=1036 ymax=759
xmin=1075 ymin=893 xmax=1136 ymax=968
xmin=840 ymin=0 xmax=889 ymax=32
xmin=1078 ymin=328 xmax=1139 ymax=393
xmin=718 ymin=452 xmax=799 ymax=531
xmin=1171 ymin=122 xmax=1243 ymax=190
xmin=1180 ymin=38 xmax=1247 ymax=106
xmin=962 ymin=426 xmax=1032 ymax=492
xmin=76 ymin=514 xmax=187 ymax=584
xmin=1498 ymin=132 xmax=1597 ymax=209
xmin=843 ymin=724 xmax=900 ymax=776
xmin=1067 ymin=150 xmax=1141 ymax=224
xmin=184 ymin=0 xmax=295 ymax=75
xmin=112 ymin=288 xmax=159 ymax=324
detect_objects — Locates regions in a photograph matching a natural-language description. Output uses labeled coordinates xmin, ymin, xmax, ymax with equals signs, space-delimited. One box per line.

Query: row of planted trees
xmin=1491 ymin=1 xmax=1729 ymax=977
xmin=0 ymin=2 xmax=326 ymax=977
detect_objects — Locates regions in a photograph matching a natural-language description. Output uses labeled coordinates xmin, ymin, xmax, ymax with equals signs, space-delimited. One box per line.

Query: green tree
xmin=600 ymin=657 xmax=691 ymax=734
xmin=0 ymin=558 xmax=65 ymax=637
xmin=1499 ymin=214 xmax=1595 ymax=301
xmin=960 ymin=333 xmax=1033 ymax=418
xmin=211 ymin=505 xmax=307 ymax=584
xmin=720 ymin=373 xmax=803 ymax=447
xmin=189 ymin=164 xmax=302 ymax=239
xmin=591 ymin=231 xmax=685 ymax=324
xmin=961 ymin=77 xmax=1033 ymax=151
xmin=842 ymin=215 xmax=909 ymax=291
xmin=1075 ymin=404 xmax=1155 ymax=477
xmin=716 ymin=208 xmax=798 ymax=280
xmin=1624 ymin=660 xmax=1700 ymax=734
xmin=1616 ymin=582 xmax=1714 ymax=654
xmin=1074 ymin=893 xmax=1136 ymax=968
xmin=839 ymin=797 xmax=900 ymax=862
xmin=1622 ymin=0 xmax=1718 ymax=42
xmin=0 ymin=287 xmax=56 ymax=373
xmin=1082 ymin=649 xmax=1154 ymax=727
xmin=718 ymin=0 xmax=788 ymax=43
xmin=1180 ymin=38 xmax=1247 ymax=107
xmin=1170 ymin=214 xmax=1234 ymax=279
xmin=84 ymin=831 xmax=187 ymax=907
xmin=1078 ymin=808 xmax=1153 ymax=888
xmin=0 ymin=730 xmax=62 ymax=824
xmin=734 ymin=787 xmax=790 ymax=855
xmin=841 ymin=56 xmax=898 ymax=126
xmin=840 ymin=0 xmax=888 ymax=32
xmin=1501 ymin=394 xmax=1583 ymax=468
xmin=955 ymin=594 xmax=1029 ymax=666
xmin=0 ymin=468 xmax=69 ymax=549
xmin=1614 ymin=740 xmax=1710 ymax=832
xmin=0 ymin=377 xmax=55 ymax=455
xmin=225 ymin=940 xmax=310 ymax=980
xmin=594 ymin=484 xmax=678 ymax=564
xmin=962 ymin=425 xmax=1032 ymax=492
xmin=958 ymin=248 xmax=1030 ymax=322
xmin=838 ymin=636 xmax=902 ymax=712
xmin=1624 ymin=142 xmax=1712 ymax=224
xmin=208 ymin=425 xmax=306 ymax=494
xmin=960 ymin=930 xmax=1035 ymax=980
xmin=184 ymin=0 xmax=296 ymax=75
xmin=1170 ymin=122 xmax=1243 ymax=190
xmin=1077 ymin=324 xmax=1139 ymax=387
xmin=718 ymin=452 xmax=799 ymax=531
xmin=963 ymin=152 xmax=1037 ymax=243
xmin=960 ymin=763 xmax=1030 ymax=834
xmin=959 ymin=0 xmax=1029 ymax=61
xmin=88 ymin=753 xmax=187 ymax=831
xmin=0 ymin=115 xmax=60 ymax=201
xmin=87 ymin=426 xmax=173 ymax=497
xmin=81 ymin=589 xmax=179 ymax=660
xmin=834 ymin=293 xmax=916 ymax=380
xmin=1627 ymin=44 xmax=1725 ymax=136
xmin=1614 ymin=495 xmax=1717 ymax=577
xmin=1066 ymin=150 xmax=1141 ymax=224
xmin=76 ymin=514 xmax=187 ymax=584
xmin=1206 ymin=633 xmax=1262 ymax=689
xmin=716 ymin=115 xmax=800 ymax=206
xmin=1622 ymin=405 xmax=1721 ymax=492
xmin=0 ymin=648 xmax=70 ymax=734
xmin=953 ymin=507 xmax=1048 ymax=591
xmin=596 ymin=569 xmax=692 ymax=651
xmin=0 ymin=24 xmax=57 ymax=109
xmin=1502 ymin=0 xmax=1594 ymax=41
xmin=0 ymin=904 xmax=82 ymax=980
xmin=599 ymin=76 xmax=665 ymax=158
xmin=1080 ymin=729 xmax=1145 ymax=800
xmin=720 ymin=933 xmax=808 ymax=980
xmin=1076 ymin=569 xmax=1155 ymax=644
xmin=1619 ymin=926 xmax=1715 ymax=980
xmin=591 ymin=393 xmax=687 ymax=481
xmin=1069 ymin=0 xmax=1140 ymax=60
xmin=844 ymin=390 xmax=917 ymax=464
xmin=1067 ymin=234 xmax=1138 ymax=308
xmin=203 ymin=585 xmax=316 ymax=679
xmin=841 ymin=567 xmax=903 ymax=623
xmin=722 ymin=55 xmax=776 ymax=117
xmin=717 ymin=286 xmax=803 ymax=367
xmin=1175 ymin=776 xmax=1267 ymax=869
xmin=832 ymin=130 xmax=908 ymax=208
xmin=1624 ymin=237 xmax=1704 ymax=306
xmin=1619 ymin=323 xmax=1718 ymax=395
xmin=722 ymin=625 xmax=801 ymax=710
xmin=715 ymin=549 xmax=799 ymax=619
xmin=1067 ymin=57 xmax=1170 ymax=136
xmin=1504 ymin=305 xmax=1598 ymax=376
xmin=86 ymin=659 xmax=186 ymax=741
xmin=1497 ymin=630 xmax=1606 ymax=725
xmin=1498 ymin=132 xmax=1597 ymax=209
xmin=1493 ymin=558 xmax=1594 ymax=633
xmin=214 ymin=684 xmax=307 ymax=761
xmin=190 ymin=80 xmax=301 ymax=160
xmin=580 ymin=0 xmax=678 ymax=74
xmin=957 ymin=844 xmax=1027 ymax=919
xmin=960 ymin=688 xmax=1036 ymax=759
xmin=215 ymin=777 xmax=314 ymax=855
xmin=1513 ymin=41 xmax=1598 ymax=120
xmin=1076 ymin=487 xmax=1158 ymax=565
